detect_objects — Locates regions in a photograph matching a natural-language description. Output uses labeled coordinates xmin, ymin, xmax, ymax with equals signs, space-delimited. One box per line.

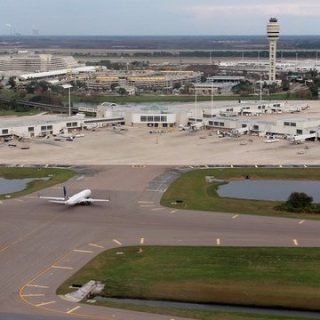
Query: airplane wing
xmin=79 ymin=198 xmax=109 ymax=203
xmin=40 ymin=196 xmax=66 ymax=201
xmin=48 ymin=200 xmax=67 ymax=204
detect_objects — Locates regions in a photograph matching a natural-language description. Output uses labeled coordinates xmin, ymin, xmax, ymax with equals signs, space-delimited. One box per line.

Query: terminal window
xmin=161 ymin=116 xmax=167 ymax=122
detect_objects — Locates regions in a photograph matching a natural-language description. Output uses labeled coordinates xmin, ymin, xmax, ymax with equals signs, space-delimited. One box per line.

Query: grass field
xmin=0 ymin=109 xmax=41 ymax=116
xmin=93 ymin=300 xmax=312 ymax=320
xmin=57 ymin=246 xmax=320 ymax=315
xmin=0 ymin=167 xmax=75 ymax=200
xmin=161 ymin=168 xmax=320 ymax=219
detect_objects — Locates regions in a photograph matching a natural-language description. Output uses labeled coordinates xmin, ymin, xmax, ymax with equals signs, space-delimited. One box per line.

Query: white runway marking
xmin=113 ymin=239 xmax=122 ymax=246
xmin=76 ymin=175 xmax=85 ymax=181
xmin=21 ymin=294 xmax=45 ymax=297
xmin=170 ymin=209 xmax=177 ymax=214
xmin=232 ymin=215 xmax=239 ymax=219
xmin=140 ymin=205 xmax=155 ymax=208
xmin=52 ymin=265 xmax=73 ymax=270
xmin=216 ymin=238 xmax=221 ymax=246
xmin=138 ymin=201 xmax=154 ymax=204
xmin=89 ymin=243 xmax=104 ymax=249
xmin=151 ymin=208 xmax=165 ymax=211
xmin=36 ymin=301 xmax=56 ymax=307
xmin=299 ymin=220 xmax=305 ymax=224
xmin=26 ymin=284 xmax=49 ymax=289
xmin=67 ymin=306 xmax=81 ymax=314
xmin=140 ymin=238 xmax=145 ymax=245
xmin=0 ymin=201 xmax=2 ymax=204
xmin=72 ymin=249 xmax=93 ymax=254
xmin=293 ymin=239 xmax=299 ymax=246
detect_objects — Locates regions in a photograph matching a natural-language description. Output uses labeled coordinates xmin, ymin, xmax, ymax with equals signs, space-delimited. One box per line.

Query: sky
xmin=0 ymin=0 xmax=319 ymax=36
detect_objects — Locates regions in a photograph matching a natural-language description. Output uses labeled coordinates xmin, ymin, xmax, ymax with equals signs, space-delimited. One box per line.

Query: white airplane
xmin=40 ymin=186 xmax=109 ymax=206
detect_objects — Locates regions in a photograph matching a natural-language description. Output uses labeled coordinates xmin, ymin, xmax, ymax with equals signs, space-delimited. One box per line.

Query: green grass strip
xmin=92 ymin=300 xmax=312 ymax=320
xmin=161 ymin=168 xmax=320 ymax=219
xmin=58 ymin=246 xmax=320 ymax=312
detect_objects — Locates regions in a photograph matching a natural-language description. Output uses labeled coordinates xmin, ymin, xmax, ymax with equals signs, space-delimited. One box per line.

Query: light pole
xmin=62 ymin=84 xmax=73 ymax=116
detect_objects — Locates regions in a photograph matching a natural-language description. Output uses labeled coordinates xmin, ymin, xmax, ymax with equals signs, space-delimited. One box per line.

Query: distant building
xmin=0 ymin=52 xmax=80 ymax=76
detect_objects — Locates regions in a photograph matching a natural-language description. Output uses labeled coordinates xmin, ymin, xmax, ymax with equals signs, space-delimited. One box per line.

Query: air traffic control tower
xmin=267 ymin=17 xmax=280 ymax=82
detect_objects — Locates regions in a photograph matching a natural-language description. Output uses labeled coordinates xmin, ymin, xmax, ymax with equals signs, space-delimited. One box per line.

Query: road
xmin=1 ymin=165 xmax=320 ymax=320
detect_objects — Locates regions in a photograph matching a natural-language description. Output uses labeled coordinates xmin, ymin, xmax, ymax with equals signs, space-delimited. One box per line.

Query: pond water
xmin=0 ymin=177 xmax=49 ymax=195
xmin=217 ymin=180 xmax=320 ymax=202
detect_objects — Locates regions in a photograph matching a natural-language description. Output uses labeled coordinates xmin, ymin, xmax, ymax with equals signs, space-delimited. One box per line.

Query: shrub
xmin=287 ymin=192 xmax=313 ymax=209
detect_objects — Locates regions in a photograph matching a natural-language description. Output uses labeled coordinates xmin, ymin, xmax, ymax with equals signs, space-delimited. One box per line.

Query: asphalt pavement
xmin=1 ymin=165 xmax=320 ymax=320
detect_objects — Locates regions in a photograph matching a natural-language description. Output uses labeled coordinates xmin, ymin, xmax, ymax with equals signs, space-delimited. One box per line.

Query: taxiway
xmin=1 ymin=166 xmax=320 ymax=320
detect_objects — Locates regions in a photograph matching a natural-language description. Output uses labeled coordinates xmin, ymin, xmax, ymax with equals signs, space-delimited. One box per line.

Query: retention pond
xmin=217 ymin=180 xmax=320 ymax=202
xmin=0 ymin=177 xmax=49 ymax=195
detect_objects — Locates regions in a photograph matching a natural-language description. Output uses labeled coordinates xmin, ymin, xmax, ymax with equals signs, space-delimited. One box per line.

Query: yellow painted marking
xmin=66 ymin=306 xmax=81 ymax=314
xmin=26 ymin=284 xmax=49 ymax=289
xmin=151 ymin=208 xmax=165 ymax=211
xmin=0 ymin=245 xmax=9 ymax=253
xmin=217 ymin=238 xmax=221 ymax=246
xmin=52 ymin=265 xmax=73 ymax=270
xmin=232 ymin=215 xmax=239 ymax=219
xmin=113 ymin=239 xmax=122 ymax=246
xmin=35 ymin=301 xmax=56 ymax=307
xmin=21 ymin=294 xmax=45 ymax=297
xmin=72 ymin=249 xmax=93 ymax=254
xmin=299 ymin=220 xmax=305 ymax=224
xmin=140 ymin=238 xmax=145 ymax=245
xmin=293 ymin=239 xmax=299 ymax=246
xmin=89 ymin=243 xmax=104 ymax=249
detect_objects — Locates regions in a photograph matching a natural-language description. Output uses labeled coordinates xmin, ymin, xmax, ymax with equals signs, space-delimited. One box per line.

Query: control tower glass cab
xmin=267 ymin=18 xmax=280 ymax=82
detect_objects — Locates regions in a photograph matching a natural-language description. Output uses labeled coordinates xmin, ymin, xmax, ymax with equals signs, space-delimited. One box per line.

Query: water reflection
xmin=0 ymin=177 xmax=49 ymax=195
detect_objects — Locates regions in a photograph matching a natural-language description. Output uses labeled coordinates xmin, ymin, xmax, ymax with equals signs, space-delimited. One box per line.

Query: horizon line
xmin=0 ymin=34 xmax=320 ymax=37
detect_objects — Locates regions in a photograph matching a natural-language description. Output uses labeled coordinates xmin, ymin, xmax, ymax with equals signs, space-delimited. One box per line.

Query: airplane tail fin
xmin=63 ymin=186 xmax=67 ymax=200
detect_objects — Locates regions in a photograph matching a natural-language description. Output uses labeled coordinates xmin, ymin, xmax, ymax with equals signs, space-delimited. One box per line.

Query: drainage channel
xmin=95 ymin=297 xmax=320 ymax=319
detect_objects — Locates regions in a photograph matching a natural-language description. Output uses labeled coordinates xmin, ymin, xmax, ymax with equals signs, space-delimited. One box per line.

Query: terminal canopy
xmin=61 ymin=84 xmax=73 ymax=89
